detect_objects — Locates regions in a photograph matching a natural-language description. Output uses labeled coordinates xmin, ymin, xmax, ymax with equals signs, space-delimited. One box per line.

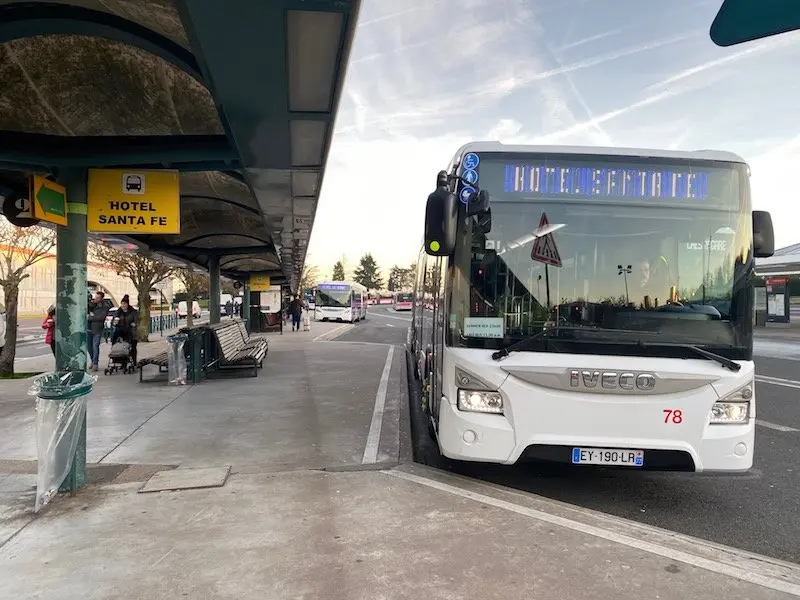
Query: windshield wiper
xmin=491 ymin=327 xmax=741 ymax=371
xmin=491 ymin=328 xmax=549 ymax=361
xmin=638 ymin=342 xmax=741 ymax=372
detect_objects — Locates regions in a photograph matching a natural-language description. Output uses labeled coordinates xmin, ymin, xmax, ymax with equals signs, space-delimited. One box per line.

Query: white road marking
xmin=362 ymin=345 xmax=395 ymax=464
xmin=369 ymin=311 xmax=412 ymax=322
xmin=755 ymin=374 xmax=800 ymax=390
xmin=384 ymin=468 xmax=800 ymax=597
xmin=385 ymin=323 xmax=394 ymax=327
xmin=312 ymin=323 xmax=352 ymax=342
xmin=16 ymin=353 xmax=52 ymax=361
xmin=756 ymin=419 xmax=799 ymax=432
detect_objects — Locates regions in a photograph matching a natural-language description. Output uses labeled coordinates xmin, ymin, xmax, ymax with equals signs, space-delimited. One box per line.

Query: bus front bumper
xmin=437 ymin=397 xmax=755 ymax=473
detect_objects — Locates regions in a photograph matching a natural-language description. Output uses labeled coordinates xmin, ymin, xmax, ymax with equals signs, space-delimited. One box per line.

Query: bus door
xmin=430 ymin=258 xmax=446 ymax=426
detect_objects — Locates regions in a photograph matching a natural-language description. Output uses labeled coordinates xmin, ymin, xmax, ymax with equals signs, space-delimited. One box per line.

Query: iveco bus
xmin=409 ymin=142 xmax=774 ymax=472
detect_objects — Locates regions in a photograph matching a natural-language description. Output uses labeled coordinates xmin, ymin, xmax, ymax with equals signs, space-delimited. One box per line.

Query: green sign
xmin=30 ymin=175 xmax=67 ymax=226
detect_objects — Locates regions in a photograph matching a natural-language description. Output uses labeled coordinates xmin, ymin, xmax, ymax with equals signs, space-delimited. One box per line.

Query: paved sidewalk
xmin=1 ymin=321 xmax=799 ymax=599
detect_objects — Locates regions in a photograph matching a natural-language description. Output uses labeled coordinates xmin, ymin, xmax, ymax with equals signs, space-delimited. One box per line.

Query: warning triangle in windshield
xmin=530 ymin=212 xmax=562 ymax=267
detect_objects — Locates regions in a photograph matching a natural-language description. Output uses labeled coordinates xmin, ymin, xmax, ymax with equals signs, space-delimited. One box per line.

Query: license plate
xmin=571 ymin=447 xmax=644 ymax=467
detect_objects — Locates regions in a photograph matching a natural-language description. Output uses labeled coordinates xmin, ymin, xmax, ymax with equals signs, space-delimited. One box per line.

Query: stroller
xmin=105 ymin=317 xmax=135 ymax=375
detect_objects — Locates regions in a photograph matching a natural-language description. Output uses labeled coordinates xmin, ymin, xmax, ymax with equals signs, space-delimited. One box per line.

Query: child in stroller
xmin=105 ymin=295 xmax=138 ymax=375
xmin=106 ymin=319 xmax=134 ymax=374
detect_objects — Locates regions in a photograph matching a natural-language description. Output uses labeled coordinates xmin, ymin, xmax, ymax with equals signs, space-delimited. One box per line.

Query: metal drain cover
xmin=138 ymin=466 xmax=231 ymax=493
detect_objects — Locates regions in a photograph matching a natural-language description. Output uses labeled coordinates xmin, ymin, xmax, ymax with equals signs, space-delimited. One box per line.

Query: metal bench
xmin=233 ymin=319 xmax=269 ymax=357
xmin=212 ymin=321 xmax=267 ymax=377
xmin=137 ymin=351 xmax=170 ymax=382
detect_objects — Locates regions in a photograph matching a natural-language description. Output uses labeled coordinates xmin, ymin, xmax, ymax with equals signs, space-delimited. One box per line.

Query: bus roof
xmin=452 ymin=142 xmax=747 ymax=165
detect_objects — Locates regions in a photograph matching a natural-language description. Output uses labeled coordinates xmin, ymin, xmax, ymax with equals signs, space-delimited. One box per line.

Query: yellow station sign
xmin=87 ymin=169 xmax=180 ymax=234
xmin=249 ymin=274 xmax=271 ymax=291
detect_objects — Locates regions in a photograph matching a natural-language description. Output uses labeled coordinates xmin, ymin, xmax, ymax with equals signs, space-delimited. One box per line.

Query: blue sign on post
xmin=462 ymin=153 xmax=480 ymax=170
xmin=462 ymin=169 xmax=478 ymax=185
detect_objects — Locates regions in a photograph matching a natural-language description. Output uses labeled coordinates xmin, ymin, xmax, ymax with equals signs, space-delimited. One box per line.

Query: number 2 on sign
xmin=663 ymin=409 xmax=683 ymax=424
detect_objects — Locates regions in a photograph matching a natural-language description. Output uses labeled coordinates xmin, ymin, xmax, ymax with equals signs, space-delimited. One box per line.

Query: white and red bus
xmin=393 ymin=291 xmax=413 ymax=311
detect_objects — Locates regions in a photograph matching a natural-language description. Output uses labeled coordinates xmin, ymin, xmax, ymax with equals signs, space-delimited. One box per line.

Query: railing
xmin=149 ymin=314 xmax=178 ymax=335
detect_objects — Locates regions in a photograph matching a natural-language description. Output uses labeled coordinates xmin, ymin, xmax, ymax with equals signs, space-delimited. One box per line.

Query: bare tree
xmin=90 ymin=244 xmax=174 ymax=342
xmin=0 ymin=222 xmax=56 ymax=376
xmin=299 ymin=263 xmax=319 ymax=291
xmin=176 ymin=268 xmax=207 ymax=326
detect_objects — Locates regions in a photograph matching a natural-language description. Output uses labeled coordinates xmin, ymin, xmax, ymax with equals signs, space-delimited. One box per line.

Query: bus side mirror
xmin=753 ymin=210 xmax=774 ymax=258
xmin=424 ymin=187 xmax=457 ymax=256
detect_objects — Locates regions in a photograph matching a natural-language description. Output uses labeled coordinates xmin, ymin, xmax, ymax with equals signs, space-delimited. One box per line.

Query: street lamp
xmin=618 ymin=264 xmax=632 ymax=304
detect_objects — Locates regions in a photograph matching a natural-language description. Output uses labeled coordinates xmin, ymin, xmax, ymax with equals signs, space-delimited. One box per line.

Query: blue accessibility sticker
xmin=460 ymin=186 xmax=476 ymax=204
xmin=462 ymin=169 xmax=478 ymax=185
xmin=462 ymin=153 xmax=480 ymax=170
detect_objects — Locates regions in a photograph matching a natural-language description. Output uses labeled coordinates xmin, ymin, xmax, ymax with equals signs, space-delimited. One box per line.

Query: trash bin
xmin=28 ymin=371 xmax=95 ymax=513
xmin=166 ymin=333 xmax=188 ymax=385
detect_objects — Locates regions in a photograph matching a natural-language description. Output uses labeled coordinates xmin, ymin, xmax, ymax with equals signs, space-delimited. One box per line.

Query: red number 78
xmin=663 ymin=409 xmax=683 ymax=424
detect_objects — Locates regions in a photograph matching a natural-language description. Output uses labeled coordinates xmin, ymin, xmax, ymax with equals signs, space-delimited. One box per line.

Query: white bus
xmin=314 ymin=281 xmax=367 ymax=322
xmin=409 ymin=142 xmax=775 ymax=473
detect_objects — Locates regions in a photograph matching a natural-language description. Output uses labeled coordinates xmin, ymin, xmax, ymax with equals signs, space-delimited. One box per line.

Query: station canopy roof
xmin=0 ymin=0 xmax=361 ymax=290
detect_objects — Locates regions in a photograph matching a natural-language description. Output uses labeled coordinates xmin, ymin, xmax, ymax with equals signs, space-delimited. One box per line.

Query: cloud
xmin=309 ymin=0 xmax=800 ymax=269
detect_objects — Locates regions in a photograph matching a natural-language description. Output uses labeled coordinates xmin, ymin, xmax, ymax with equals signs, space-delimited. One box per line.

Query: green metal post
xmin=55 ymin=168 xmax=88 ymax=493
xmin=209 ymin=255 xmax=220 ymax=324
xmin=243 ymin=282 xmax=251 ymax=333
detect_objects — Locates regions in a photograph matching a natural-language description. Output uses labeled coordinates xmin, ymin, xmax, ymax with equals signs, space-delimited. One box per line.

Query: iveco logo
xmin=569 ymin=370 xmax=656 ymax=391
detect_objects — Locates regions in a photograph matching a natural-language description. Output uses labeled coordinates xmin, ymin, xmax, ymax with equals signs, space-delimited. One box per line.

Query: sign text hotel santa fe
xmin=87 ymin=169 xmax=181 ymax=235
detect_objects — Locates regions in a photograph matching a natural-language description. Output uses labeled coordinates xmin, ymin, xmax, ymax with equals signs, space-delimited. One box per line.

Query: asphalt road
xmin=336 ymin=304 xmax=800 ymax=565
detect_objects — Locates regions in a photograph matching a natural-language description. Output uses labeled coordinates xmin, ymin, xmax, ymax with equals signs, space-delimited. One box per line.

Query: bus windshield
xmin=315 ymin=288 xmax=351 ymax=308
xmin=448 ymin=152 xmax=754 ymax=360
xmin=396 ymin=293 xmax=413 ymax=303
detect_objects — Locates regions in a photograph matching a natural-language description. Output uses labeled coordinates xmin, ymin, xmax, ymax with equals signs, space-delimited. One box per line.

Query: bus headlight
xmin=709 ymin=382 xmax=752 ymax=424
xmin=457 ymin=389 xmax=503 ymax=414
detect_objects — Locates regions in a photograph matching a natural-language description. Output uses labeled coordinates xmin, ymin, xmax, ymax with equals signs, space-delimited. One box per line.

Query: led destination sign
xmin=503 ymin=164 xmax=709 ymax=200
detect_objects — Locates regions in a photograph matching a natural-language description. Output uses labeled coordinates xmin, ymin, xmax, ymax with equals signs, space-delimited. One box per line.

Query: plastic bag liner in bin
xmin=167 ymin=333 xmax=188 ymax=385
xmin=27 ymin=371 xmax=95 ymax=513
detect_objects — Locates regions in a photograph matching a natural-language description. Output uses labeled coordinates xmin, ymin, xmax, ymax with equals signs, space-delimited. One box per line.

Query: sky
xmin=306 ymin=0 xmax=800 ymax=280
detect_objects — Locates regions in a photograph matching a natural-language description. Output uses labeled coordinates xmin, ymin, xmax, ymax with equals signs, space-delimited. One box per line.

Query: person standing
xmin=87 ymin=291 xmax=110 ymax=371
xmin=112 ymin=295 xmax=139 ymax=366
xmin=0 ymin=305 xmax=6 ymax=361
xmin=42 ymin=306 xmax=55 ymax=356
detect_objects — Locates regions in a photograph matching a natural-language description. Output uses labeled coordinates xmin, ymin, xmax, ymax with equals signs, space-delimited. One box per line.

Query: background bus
xmin=393 ymin=291 xmax=413 ymax=311
xmin=314 ymin=281 xmax=367 ymax=322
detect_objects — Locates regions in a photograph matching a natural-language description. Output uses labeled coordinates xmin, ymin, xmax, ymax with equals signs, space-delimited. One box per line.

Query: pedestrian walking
xmin=288 ymin=295 xmax=303 ymax=332
xmin=87 ymin=291 xmax=110 ymax=371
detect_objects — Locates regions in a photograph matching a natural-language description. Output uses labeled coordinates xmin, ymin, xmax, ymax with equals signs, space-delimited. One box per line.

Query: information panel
xmin=87 ymin=169 xmax=180 ymax=234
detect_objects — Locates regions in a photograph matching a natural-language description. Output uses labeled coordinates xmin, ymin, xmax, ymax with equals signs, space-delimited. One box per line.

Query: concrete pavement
xmin=1 ymin=310 xmax=799 ymax=598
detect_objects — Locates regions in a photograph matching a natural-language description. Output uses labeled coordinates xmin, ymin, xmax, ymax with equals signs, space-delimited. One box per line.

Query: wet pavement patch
xmin=138 ymin=466 xmax=231 ymax=493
